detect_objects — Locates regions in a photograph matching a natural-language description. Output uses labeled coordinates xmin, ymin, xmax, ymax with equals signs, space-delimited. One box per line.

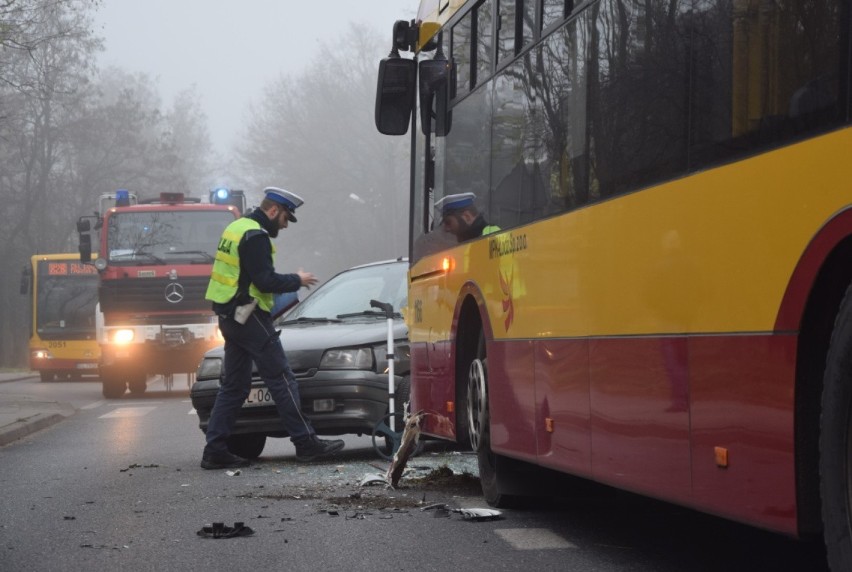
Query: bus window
xmin=451 ymin=11 xmax=472 ymax=98
xmin=520 ymin=0 xmax=535 ymax=50
xmin=539 ymin=12 xmax=589 ymax=211
xmin=491 ymin=51 xmax=549 ymax=228
xmin=689 ymin=0 xmax=843 ymax=170
xmin=474 ymin=0 xmax=494 ymax=89
xmin=587 ymin=0 xmax=690 ymax=199
xmin=542 ymin=0 xmax=571 ymax=33
xmin=497 ymin=0 xmax=517 ymax=64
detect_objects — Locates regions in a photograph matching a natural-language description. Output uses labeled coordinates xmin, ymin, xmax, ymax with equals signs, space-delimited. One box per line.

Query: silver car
xmin=190 ymin=258 xmax=410 ymax=459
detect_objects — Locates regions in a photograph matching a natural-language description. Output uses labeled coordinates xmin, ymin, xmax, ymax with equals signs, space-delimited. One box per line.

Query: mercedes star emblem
xmin=165 ymin=282 xmax=184 ymax=304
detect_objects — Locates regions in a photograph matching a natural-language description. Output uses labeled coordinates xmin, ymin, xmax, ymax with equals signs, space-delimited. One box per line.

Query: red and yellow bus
xmin=21 ymin=254 xmax=100 ymax=381
xmin=376 ymin=0 xmax=852 ymax=567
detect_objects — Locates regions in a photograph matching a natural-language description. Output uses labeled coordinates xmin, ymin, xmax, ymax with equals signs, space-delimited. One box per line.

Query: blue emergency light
xmin=116 ymin=189 xmax=131 ymax=207
xmin=209 ymin=187 xmax=246 ymax=214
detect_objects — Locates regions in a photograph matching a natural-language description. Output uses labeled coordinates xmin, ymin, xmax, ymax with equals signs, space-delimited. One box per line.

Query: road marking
xmin=188 ymin=408 xmax=196 ymax=415
xmin=98 ymin=407 xmax=156 ymax=419
xmin=118 ymin=401 xmax=162 ymax=406
xmin=494 ymin=528 xmax=576 ymax=550
xmin=80 ymin=400 xmax=105 ymax=410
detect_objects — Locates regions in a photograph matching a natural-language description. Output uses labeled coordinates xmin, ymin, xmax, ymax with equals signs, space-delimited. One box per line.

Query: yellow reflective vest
xmin=205 ymin=217 xmax=276 ymax=312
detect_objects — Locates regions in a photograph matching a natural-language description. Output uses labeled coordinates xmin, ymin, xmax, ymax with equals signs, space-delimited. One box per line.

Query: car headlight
xmin=111 ymin=329 xmax=134 ymax=344
xmin=374 ymin=341 xmax=410 ymax=374
xmin=320 ymin=347 xmax=373 ymax=370
xmin=31 ymin=349 xmax=53 ymax=360
xmin=196 ymin=357 xmax=223 ymax=380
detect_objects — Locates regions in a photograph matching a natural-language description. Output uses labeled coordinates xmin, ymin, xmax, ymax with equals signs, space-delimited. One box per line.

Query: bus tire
xmin=469 ymin=332 xmax=523 ymax=508
xmin=39 ymin=371 xmax=54 ymax=382
xmin=821 ymin=282 xmax=852 ymax=570
xmin=226 ymin=433 xmax=266 ymax=459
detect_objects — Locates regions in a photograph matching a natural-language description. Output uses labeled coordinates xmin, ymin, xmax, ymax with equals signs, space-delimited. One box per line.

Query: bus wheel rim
xmin=467 ymin=358 xmax=487 ymax=452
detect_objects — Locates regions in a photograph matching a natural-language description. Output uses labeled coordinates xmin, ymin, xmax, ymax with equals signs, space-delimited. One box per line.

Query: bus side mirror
xmin=77 ymin=218 xmax=92 ymax=263
xmin=20 ymin=266 xmax=31 ymax=295
xmin=419 ymin=58 xmax=452 ymax=137
xmin=375 ymin=56 xmax=416 ymax=135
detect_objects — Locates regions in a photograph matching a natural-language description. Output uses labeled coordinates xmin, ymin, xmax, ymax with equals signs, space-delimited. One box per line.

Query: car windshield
xmin=284 ymin=261 xmax=407 ymax=321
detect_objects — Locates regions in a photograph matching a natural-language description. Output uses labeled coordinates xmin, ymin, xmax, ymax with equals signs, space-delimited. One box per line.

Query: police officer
xmin=201 ymin=187 xmax=344 ymax=469
xmin=435 ymin=192 xmax=500 ymax=242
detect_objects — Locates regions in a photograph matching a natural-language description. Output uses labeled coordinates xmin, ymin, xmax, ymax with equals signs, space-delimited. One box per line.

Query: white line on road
xmin=80 ymin=400 xmax=105 ymax=410
xmin=98 ymin=406 xmax=156 ymax=419
xmin=494 ymin=528 xmax=576 ymax=550
xmin=188 ymin=408 xmax=196 ymax=415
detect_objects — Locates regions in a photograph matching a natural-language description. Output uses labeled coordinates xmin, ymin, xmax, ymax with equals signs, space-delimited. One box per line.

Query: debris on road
xmin=420 ymin=503 xmax=502 ymax=521
xmin=197 ymin=522 xmax=254 ymax=539
xmin=359 ymin=473 xmax=388 ymax=487
xmin=387 ymin=410 xmax=426 ymax=487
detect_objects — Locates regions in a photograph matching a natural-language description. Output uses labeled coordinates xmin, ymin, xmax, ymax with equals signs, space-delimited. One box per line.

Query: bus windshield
xmin=35 ymin=260 xmax=98 ymax=339
xmin=106 ymin=211 xmax=233 ymax=265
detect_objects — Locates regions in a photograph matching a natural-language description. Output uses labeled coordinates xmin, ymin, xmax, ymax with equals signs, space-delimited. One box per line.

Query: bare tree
xmin=0 ymin=2 xmax=215 ymax=368
xmin=236 ymin=23 xmax=409 ymax=281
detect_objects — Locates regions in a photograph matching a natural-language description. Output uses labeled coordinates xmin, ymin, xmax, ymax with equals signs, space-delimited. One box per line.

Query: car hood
xmin=281 ymin=318 xmax=406 ymax=351
xmin=203 ymin=318 xmax=407 ymax=373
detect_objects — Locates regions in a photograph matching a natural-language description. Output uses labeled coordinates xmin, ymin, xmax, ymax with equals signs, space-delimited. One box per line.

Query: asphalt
xmin=0 ymin=371 xmax=76 ymax=447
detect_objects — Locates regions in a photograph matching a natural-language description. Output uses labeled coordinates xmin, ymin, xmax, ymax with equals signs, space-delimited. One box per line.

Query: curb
xmin=0 ymin=375 xmax=37 ymax=385
xmin=0 ymin=412 xmax=68 ymax=447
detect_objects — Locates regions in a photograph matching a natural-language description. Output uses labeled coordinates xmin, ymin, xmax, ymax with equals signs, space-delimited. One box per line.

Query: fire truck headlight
xmin=112 ymin=329 xmax=134 ymax=344
xmin=94 ymin=257 xmax=107 ymax=271
xmin=31 ymin=349 xmax=52 ymax=360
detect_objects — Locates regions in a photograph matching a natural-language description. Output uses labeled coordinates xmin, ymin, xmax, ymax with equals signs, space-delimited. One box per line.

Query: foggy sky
xmin=93 ymin=0 xmax=418 ymax=155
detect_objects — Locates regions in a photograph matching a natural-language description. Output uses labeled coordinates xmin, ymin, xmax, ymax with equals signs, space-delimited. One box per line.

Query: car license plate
xmin=244 ymin=387 xmax=272 ymax=407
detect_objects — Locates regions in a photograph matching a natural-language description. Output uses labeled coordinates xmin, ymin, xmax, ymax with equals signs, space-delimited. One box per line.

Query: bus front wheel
xmin=468 ymin=332 xmax=523 ymax=508
xmin=39 ymin=371 xmax=54 ymax=382
xmin=820 ymin=282 xmax=852 ymax=570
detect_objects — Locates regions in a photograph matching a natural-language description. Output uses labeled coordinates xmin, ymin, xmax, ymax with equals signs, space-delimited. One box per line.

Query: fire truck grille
xmin=99 ymin=276 xmax=212 ymax=314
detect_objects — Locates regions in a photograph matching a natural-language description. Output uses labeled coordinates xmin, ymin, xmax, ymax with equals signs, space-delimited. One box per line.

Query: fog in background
xmin=0 ymin=0 xmax=418 ymax=367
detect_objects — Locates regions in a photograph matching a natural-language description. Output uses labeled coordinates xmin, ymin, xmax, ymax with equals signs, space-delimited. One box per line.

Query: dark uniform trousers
xmin=205 ymin=308 xmax=314 ymax=454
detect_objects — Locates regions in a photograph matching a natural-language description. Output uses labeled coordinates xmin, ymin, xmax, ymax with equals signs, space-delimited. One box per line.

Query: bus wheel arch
xmin=790 ymin=231 xmax=852 ymax=539
xmin=453 ymin=285 xmax=492 ymax=450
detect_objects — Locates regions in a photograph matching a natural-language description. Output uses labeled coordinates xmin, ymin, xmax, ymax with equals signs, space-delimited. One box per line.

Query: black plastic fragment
xmin=197 ymin=521 xmax=255 ymax=539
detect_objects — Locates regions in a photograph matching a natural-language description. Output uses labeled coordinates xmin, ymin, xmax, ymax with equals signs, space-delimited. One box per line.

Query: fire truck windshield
xmin=107 ymin=211 xmax=234 ymax=265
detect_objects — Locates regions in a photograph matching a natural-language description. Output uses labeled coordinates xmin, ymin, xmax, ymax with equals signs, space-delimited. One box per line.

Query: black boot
xmin=294 ymin=435 xmax=345 ymax=462
xmin=201 ymin=448 xmax=250 ymax=470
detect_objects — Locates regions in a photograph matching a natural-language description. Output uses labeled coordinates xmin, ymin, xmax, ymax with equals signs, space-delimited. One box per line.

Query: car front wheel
xmin=227 ymin=433 xmax=266 ymax=459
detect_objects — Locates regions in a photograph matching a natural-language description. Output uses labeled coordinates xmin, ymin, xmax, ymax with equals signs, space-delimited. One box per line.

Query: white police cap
xmin=264 ymin=187 xmax=304 ymax=222
xmin=434 ymin=192 xmax=476 ymax=215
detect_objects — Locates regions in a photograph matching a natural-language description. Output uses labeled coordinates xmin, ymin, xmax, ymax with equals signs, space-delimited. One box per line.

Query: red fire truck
xmin=78 ymin=189 xmax=243 ymax=397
